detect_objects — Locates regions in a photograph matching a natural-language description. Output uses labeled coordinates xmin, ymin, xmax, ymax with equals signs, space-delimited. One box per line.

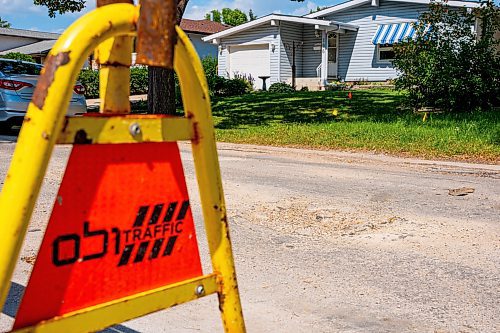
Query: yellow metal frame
xmin=57 ymin=116 xmax=193 ymax=144
xmin=0 ymin=3 xmax=245 ymax=333
xmin=14 ymin=275 xmax=218 ymax=333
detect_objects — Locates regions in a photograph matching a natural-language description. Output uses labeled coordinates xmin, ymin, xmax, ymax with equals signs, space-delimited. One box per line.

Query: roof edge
xmin=305 ymin=0 xmax=481 ymax=19
xmin=0 ymin=27 xmax=60 ymax=40
xmin=202 ymin=14 xmax=358 ymax=42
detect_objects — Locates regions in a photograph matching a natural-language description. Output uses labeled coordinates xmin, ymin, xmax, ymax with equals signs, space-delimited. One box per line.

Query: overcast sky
xmin=0 ymin=0 xmax=345 ymax=33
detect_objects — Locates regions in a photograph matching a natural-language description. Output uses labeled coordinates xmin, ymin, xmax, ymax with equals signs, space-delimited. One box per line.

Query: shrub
xmin=78 ymin=67 xmax=148 ymax=99
xmin=200 ymin=56 xmax=251 ymax=97
xmin=393 ymin=1 xmax=500 ymax=112
xmin=77 ymin=69 xmax=99 ymax=99
xmin=205 ymin=75 xmax=226 ymax=97
xmin=202 ymin=56 xmax=224 ymax=97
xmin=219 ymin=78 xmax=251 ymax=96
xmin=233 ymin=73 xmax=254 ymax=92
xmin=202 ymin=56 xmax=218 ymax=78
xmin=77 ymin=59 xmax=251 ymax=102
xmin=300 ymin=86 xmax=309 ymax=92
xmin=130 ymin=66 xmax=148 ymax=95
xmin=268 ymin=82 xmax=295 ymax=93
xmin=0 ymin=52 xmax=35 ymax=63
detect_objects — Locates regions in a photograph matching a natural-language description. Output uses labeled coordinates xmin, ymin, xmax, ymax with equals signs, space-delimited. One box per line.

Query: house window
xmin=378 ymin=44 xmax=395 ymax=62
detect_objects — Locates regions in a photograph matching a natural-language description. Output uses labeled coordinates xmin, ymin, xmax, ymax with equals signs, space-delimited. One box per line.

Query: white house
xmin=203 ymin=0 xmax=481 ymax=90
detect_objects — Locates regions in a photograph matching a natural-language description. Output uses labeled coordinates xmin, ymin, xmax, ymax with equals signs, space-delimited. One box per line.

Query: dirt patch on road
xmin=248 ymin=198 xmax=405 ymax=238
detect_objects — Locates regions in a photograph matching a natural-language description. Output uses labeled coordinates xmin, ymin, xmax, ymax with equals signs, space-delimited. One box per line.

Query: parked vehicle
xmin=0 ymin=58 xmax=87 ymax=131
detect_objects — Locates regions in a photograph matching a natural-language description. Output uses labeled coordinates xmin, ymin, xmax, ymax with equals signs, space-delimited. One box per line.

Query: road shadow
xmin=100 ymin=325 xmax=141 ymax=333
xmin=2 ymin=281 xmax=24 ymax=318
xmin=2 ymin=282 xmax=140 ymax=333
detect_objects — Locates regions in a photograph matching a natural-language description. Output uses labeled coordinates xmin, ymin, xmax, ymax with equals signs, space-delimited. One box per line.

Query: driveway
xmin=0 ymin=142 xmax=498 ymax=332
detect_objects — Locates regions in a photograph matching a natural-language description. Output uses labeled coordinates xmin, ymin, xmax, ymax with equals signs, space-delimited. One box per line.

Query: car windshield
xmin=0 ymin=60 xmax=42 ymax=76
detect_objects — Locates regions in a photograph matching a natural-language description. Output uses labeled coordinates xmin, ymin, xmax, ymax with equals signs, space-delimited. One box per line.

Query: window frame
xmin=377 ymin=43 xmax=395 ymax=63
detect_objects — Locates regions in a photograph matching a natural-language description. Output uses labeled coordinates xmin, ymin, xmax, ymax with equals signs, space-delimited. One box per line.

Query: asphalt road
xmin=0 ymin=136 xmax=499 ymax=333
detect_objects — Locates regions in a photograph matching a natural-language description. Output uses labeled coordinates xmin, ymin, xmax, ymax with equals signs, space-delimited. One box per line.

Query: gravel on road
xmin=0 ymin=141 xmax=498 ymax=333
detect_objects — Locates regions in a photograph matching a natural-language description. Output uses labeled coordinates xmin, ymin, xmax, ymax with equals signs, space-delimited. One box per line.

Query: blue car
xmin=0 ymin=58 xmax=87 ymax=131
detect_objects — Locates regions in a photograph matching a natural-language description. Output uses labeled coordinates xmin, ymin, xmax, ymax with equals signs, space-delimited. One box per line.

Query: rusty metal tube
xmin=136 ymin=0 xmax=177 ymax=68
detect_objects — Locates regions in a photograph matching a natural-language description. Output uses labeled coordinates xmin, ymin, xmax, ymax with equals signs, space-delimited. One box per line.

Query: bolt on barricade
xmin=0 ymin=1 xmax=246 ymax=332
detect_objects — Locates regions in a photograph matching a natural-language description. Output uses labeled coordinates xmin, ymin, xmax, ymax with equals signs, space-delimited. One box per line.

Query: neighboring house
xmin=0 ymin=27 xmax=59 ymax=64
xmin=0 ymin=19 xmax=229 ymax=65
xmin=203 ymin=0 xmax=481 ymax=90
xmin=179 ymin=19 xmax=231 ymax=58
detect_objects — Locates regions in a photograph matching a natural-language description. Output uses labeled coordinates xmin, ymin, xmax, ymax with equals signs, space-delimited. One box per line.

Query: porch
xmin=276 ymin=16 xmax=358 ymax=90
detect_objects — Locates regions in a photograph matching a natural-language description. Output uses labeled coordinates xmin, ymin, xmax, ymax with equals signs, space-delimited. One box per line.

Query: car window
xmin=0 ymin=60 xmax=42 ymax=75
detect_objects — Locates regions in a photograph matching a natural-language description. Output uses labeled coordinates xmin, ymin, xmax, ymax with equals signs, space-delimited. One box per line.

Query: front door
xmin=328 ymin=33 xmax=338 ymax=78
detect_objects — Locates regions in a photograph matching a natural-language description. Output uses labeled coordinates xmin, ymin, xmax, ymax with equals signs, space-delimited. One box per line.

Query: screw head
xmin=195 ymin=285 xmax=205 ymax=296
xmin=129 ymin=123 xmax=141 ymax=136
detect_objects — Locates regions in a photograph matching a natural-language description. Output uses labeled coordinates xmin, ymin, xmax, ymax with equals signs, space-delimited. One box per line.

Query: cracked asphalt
xmin=0 ymin=137 xmax=498 ymax=333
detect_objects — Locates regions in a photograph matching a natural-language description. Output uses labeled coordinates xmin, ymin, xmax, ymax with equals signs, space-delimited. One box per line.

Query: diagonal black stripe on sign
xmin=118 ymin=244 xmax=134 ymax=266
xmin=148 ymin=204 xmax=164 ymax=225
xmin=163 ymin=236 xmax=178 ymax=257
xmin=133 ymin=206 xmax=149 ymax=227
xmin=134 ymin=241 xmax=150 ymax=263
xmin=149 ymin=238 xmax=165 ymax=260
xmin=163 ymin=202 xmax=178 ymax=223
xmin=176 ymin=201 xmax=190 ymax=221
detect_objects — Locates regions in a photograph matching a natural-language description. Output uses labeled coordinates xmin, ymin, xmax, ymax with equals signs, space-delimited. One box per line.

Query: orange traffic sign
xmin=14 ymin=142 xmax=202 ymax=329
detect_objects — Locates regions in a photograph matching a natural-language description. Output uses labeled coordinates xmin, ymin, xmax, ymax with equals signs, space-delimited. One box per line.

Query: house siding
xmin=322 ymin=0 xmax=429 ymax=81
xmin=189 ymin=33 xmax=218 ymax=59
xmin=302 ymin=25 xmax=323 ymax=78
xmin=217 ymin=24 xmax=280 ymax=84
xmin=279 ymin=22 xmax=303 ymax=81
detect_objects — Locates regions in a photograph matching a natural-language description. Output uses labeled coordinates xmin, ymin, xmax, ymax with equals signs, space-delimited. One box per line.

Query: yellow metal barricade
xmin=0 ymin=2 xmax=246 ymax=332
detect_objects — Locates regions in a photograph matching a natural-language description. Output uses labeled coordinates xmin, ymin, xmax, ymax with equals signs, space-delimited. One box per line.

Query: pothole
xmin=247 ymin=198 xmax=406 ymax=238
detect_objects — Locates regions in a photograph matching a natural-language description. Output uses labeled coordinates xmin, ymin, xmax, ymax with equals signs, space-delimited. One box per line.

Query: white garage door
xmin=229 ymin=44 xmax=270 ymax=89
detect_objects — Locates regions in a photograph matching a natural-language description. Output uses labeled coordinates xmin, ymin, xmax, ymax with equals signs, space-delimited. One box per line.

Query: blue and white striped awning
xmin=372 ymin=22 xmax=416 ymax=45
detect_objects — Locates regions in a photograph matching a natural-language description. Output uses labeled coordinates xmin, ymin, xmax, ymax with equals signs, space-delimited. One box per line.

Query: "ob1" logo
xmin=52 ymin=200 xmax=190 ymax=267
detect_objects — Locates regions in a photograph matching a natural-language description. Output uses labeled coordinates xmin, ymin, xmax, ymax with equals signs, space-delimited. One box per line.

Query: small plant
xmin=233 ymin=72 xmax=255 ymax=92
xmin=300 ymin=86 xmax=309 ymax=92
xmin=325 ymin=81 xmax=347 ymax=91
xmin=352 ymin=78 xmax=369 ymax=86
xmin=268 ymin=82 xmax=295 ymax=93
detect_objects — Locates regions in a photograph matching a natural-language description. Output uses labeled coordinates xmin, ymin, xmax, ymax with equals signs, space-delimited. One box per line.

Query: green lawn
xmin=209 ymin=89 xmax=500 ymax=163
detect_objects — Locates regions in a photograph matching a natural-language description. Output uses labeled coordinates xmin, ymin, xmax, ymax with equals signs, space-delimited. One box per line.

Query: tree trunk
xmin=148 ymin=0 xmax=189 ymax=115
xmin=148 ymin=67 xmax=176 ymax=114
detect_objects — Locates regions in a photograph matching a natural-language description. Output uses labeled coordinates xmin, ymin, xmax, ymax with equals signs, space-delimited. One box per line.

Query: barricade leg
xmin=0 ymin=3 xmax=139 ymax=310
xmin=96 ymin=36 xmax=133 ymax=113
xmin=175 ymin=31 xmax=247 ymax=333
